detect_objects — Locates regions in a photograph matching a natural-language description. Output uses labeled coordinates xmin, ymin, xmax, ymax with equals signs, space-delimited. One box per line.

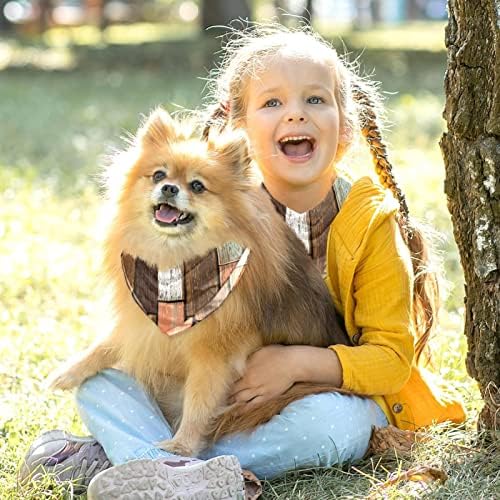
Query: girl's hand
xmin=229 ymin=345 xmax=297 ymax=409
xmin=228 ymin=344 xmax=343 ymax=411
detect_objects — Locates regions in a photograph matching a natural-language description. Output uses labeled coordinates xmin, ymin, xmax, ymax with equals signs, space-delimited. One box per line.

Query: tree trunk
xmin=201 ymin=0 xmax=251 ymax=31
xmin=354 ymin=0 xmax=374 ymax=29
xmin=370 ymin=0 xmax=382 ymax=24
xmin=301 ymin=0 xmax=314 ymax=24
xmin=440 ymin=0 xmax=500 ymax=434
xmin=38 ymin=0 xmax=51 ymax=33
xmin=406 ymin=0 xmax=421 ymax=20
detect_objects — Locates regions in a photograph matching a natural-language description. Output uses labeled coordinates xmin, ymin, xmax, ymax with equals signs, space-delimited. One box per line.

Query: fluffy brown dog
xmin=48 ymin=108 xmax=350 ymax=457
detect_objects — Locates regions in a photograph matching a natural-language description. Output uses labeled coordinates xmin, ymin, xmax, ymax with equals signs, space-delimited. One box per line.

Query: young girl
xmin=21 ymin=25 xmax=465 ymax=498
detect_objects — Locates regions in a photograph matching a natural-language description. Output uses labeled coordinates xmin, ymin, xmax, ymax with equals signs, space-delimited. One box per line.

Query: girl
xmin=21 ymin=25 xmax=465 ymax=498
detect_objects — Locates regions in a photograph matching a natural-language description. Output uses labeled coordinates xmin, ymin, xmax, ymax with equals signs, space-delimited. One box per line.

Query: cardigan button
xmin=392 ymin=403 xmax=403 ymax=414
xmin=352 ymin=332 xmax=361 ymax=345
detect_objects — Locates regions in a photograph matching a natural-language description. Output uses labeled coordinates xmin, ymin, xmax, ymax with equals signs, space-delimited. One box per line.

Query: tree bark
xmin=201 ymin=0 xmax=251 ymax=32
xmin=440 ymin=0 xmax=500 ymax=434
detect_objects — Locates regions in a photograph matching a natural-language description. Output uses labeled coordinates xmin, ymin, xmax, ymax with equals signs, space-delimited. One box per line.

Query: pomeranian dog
xmin=48 ymin=108 xmax=350 ymax=457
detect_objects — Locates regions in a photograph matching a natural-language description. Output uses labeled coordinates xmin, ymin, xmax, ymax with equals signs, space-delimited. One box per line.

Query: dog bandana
xmin=121 ymin=242 xmax=249 ymax=336
xmin=121 ymin=178 xmax=351 ymax=336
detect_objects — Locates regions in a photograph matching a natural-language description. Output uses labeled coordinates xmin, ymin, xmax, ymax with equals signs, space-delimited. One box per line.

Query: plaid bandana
xmin=121 ymin=178 xmax=351 ymax=336
xmin=121 ymin=242 xmax=249 ymax=336
xmin=265 ymin=177 xmax=352 ymax=276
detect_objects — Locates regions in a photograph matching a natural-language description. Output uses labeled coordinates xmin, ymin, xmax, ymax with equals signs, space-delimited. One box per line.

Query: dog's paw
xmin=46 ymin=365 xmax=86 ymax=391
xmin=157 ymin=438 xmax=197 ymax=457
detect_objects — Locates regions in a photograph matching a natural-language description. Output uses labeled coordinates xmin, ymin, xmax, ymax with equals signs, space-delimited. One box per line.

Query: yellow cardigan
xmin=325 ymin=177 xmax=465 ymax=430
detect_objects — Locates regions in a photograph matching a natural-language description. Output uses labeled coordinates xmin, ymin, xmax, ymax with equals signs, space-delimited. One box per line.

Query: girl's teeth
xmin=280 ymin=136 xmax=311 ymax=143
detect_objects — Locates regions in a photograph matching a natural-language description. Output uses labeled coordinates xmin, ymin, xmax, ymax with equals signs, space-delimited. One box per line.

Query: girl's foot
xmin=87 ymin=454 xmax=245 ymax=499
xmin=19 ymin=430 xmax=111 ymax=490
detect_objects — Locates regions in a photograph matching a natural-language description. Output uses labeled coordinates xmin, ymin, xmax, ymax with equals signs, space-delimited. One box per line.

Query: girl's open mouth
xmin=278 ymin=135 xmax=316 ymax=162
xmin=153 ymin=203 xmax=194 ymax=227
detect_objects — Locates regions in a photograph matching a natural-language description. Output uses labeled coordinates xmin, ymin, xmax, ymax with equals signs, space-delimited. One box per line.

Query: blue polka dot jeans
xmin=76 ymin=368 xmax=388 ymax=479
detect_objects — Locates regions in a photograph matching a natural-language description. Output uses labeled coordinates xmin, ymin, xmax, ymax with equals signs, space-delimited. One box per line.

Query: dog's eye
xmin=190 ymin=180 xmax=205 ymax=194
xmin=152 ymin=170 xmax=166 ymax=183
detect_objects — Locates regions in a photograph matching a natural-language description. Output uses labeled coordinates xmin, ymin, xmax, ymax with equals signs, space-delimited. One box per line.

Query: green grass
xmin=317 ymin=21 xmax=447 ymax=53
xmin=12 ymin=20 xmax=447 ymax=53
xmin=0 ymin=54 xmax=495 ymax=498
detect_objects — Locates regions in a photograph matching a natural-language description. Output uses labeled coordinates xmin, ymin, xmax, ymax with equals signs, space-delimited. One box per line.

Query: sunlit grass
xmin=44 ymin=22 xmax=198 ymax=47
xmin=317 ymin=21 xmax=447 ymax=52
xmin=9 ymin=20 xmax=446 ymax=52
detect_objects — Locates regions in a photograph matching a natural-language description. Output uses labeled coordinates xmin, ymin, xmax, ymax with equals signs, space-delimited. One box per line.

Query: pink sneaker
xmin=19 ymin=430 xmax=110 ymax=491
xmin=87 ymin=454 xmax=246 ymax=499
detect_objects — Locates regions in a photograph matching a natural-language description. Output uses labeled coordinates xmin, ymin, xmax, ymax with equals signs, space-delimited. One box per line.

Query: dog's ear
xmin=137 ymin=107 xmax=177 ymax=147
xmin=210 ymin=130 xmax=253 ymax=179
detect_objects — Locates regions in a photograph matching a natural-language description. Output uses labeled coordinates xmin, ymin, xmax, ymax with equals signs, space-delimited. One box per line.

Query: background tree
xmin=440 ymin=0 xmax=499 ymax=434
xmin=273 ymin=0 xmax=314 ymax=26
xmin=201 ymin=0 xmax=252 ymax=31
xmin=301 ymin=0 xmax=313 ymax=24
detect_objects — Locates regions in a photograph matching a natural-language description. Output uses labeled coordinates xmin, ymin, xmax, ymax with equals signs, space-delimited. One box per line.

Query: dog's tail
xmin=210 ymin=383 xmax=354 ymax=441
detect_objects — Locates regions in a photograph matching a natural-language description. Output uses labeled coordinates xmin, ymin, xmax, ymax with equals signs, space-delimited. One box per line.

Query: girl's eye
xmin=152 ymin=170 xmax=166 ymax=183
xmin=264 ymin=98 xmax=281 ymax=108
xmin=307 ymin=96 xmax=324 ymax=104
xmin=190 ymin=180 xmax=205 ymax=193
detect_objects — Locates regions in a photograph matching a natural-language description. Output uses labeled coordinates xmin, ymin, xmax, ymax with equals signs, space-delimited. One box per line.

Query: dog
xmin=48 ymin=108 xmax=350 ymax=457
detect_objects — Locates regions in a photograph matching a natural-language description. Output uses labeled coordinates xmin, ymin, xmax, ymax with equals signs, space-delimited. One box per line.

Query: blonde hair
xmin=204 ymin=24 xmax=439 ymax=363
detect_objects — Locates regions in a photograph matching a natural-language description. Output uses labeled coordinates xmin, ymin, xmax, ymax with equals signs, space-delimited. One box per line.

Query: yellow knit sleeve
xmin=330 ymin=216 xmax=414 ymax=396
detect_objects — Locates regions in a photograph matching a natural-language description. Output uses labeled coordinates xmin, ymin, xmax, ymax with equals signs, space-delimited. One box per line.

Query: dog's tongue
xmin=155 ymin=204 xmax=180 ymax=223
xmin=282 ymin=140 xmax=313 ymax=157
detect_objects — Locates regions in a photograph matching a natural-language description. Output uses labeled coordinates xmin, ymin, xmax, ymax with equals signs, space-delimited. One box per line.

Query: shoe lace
xmin=69 ymin=442 xmax=111 ymax=485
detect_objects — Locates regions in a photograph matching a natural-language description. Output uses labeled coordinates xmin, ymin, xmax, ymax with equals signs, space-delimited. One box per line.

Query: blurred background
xmin=1 ymin=0 xmax=472 ymax=430
xmin=0 ymin=0 xmax=447 ymax=37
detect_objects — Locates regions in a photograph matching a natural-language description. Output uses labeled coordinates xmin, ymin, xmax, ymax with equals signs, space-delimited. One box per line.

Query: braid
xmin=352 ymin=83 xmax=439 ymax=364
xmin=202 ymin=101 xmax=230 ymax=140
xmin=352 ymin=84 xmax=412 ymax=239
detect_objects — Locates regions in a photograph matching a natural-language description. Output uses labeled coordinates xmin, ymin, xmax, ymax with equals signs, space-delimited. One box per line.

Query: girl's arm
xmin=329 ymin=215 xmax=414 ymax=396
xmin=229 ymin=344 xmax=342 ymax=407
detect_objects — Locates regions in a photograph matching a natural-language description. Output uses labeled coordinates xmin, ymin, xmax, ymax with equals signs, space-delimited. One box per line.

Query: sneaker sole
xmin=87 ymin=455 xmax=245 ymax=500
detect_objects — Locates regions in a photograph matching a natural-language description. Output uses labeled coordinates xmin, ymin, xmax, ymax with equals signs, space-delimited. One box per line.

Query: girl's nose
xmin=285 ymin=105 xmax=308 ymax=123
xmin=288 ymin=115 xmax=306 ymax=122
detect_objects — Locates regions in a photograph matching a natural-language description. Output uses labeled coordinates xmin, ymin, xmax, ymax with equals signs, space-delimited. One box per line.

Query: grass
xmin=317 ymin=20 xmax=447 ymax=52
xmin=0 ymin=40 xmax=496 ymax=498
xmin=13 ymin=20 xmax=447 ymax=53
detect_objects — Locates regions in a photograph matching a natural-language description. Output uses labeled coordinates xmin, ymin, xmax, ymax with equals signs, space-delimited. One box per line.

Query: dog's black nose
xmin=162 ymin=184 xmax=179 ymax=197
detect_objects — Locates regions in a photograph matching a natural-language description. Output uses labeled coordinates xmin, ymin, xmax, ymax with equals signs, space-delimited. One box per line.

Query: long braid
xmin=352 ymin=84 xmax=412 ymax=237
xmin=352 ymin=83 xmax=439 ymax=364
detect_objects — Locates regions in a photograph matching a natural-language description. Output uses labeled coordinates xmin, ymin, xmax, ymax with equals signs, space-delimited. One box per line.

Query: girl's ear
xmin=335 ymin=125 xmax=353 ymax=161
xmin=210 ymin=130 xmax=253 ymax=179
xmin=339 ymin=126 xmax=353 ymax=144
xmin=137 ymin=107 xmax=177 ymax=147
